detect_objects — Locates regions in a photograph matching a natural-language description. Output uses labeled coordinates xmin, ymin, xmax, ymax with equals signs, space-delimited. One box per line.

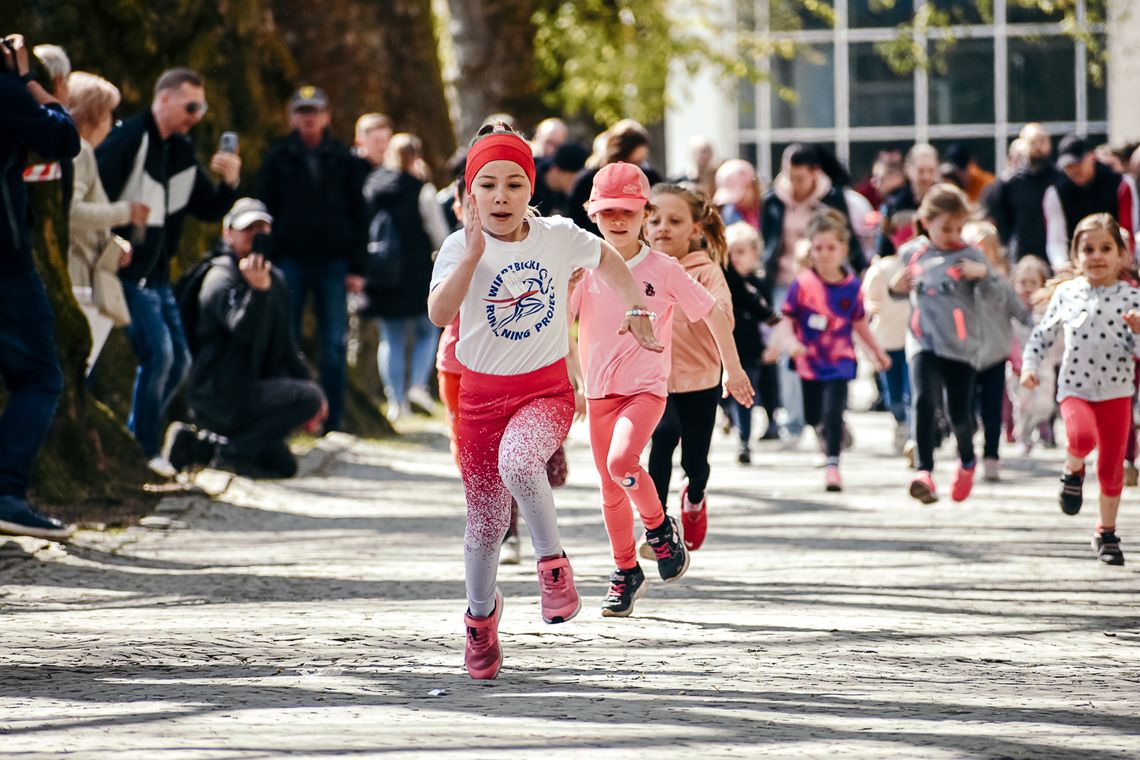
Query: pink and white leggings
xmin=587 ymin=393 xmax=668 ymax=569
xmin=457 ymin=360 xmax=574 ymax=617
xmin=1060 ymin=395 xmax=1132 ymax=497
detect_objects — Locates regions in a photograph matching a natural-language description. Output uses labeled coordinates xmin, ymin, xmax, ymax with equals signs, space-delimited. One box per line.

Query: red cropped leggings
xmin=1060 ymin=396 xmax=1132 ymax=497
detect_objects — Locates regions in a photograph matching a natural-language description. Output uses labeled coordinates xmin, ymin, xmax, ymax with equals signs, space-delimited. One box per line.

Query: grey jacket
xmin=899 ymin=236 xmax=1003 ymax=369
xmin=977 ymin=278 xmax=1032 ymax=370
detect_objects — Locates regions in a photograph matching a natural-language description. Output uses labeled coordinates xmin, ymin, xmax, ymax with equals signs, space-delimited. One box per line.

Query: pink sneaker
xmin=536 ymin=554 xmax=580 ymax=624
xmin=951 ymin=461 xmax=976 ymax=502
xmin=824 ymin=465 xmax=842 ymax=492
xmin=680 ymin=485 xmax=708 ymax=551
xmin=464 ymin=588 xmax=504 ymax=680
xmin=908 ymin=471 xmax=938 ymax=504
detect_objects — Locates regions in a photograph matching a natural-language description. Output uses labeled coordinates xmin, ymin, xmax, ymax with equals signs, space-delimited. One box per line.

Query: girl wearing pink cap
xmin=428 ymin=124 xmax=662 ymax=679
xmin=571 ymin=162 xmax=753 ymax=617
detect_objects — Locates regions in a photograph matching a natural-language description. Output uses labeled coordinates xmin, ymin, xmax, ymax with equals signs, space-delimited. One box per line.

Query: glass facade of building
xmin=737 ymin=0 xmax=1107 ymax=182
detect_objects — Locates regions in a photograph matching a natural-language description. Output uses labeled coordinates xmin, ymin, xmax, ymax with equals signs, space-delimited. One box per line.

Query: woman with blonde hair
xmin=66 ymin=71 xmax=149 ymax=375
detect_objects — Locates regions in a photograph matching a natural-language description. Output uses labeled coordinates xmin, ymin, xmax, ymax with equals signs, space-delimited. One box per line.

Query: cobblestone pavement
xmin=2 ymin=393 xmax=1140 ymax=759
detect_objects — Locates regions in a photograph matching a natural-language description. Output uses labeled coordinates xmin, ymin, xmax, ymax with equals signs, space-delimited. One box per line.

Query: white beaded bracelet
xmin=626 ymin=308 xmax=656 ymax=320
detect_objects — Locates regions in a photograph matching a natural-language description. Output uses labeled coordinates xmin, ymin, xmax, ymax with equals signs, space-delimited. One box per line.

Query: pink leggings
xmin=457 ymin=360 xmax=574 ymax=616
xmin=1060 ymin=396 xmax=1133 ymax=497
xmin=588 ymin=394 xmax=668 ymax=569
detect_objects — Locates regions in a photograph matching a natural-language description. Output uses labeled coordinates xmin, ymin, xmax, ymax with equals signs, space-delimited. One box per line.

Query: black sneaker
xmin=162 ymin=422 xmax=216 ymax=473
xmin=0 ymin=495 xmax=74 ymax=541
xmin=738 ymin=447 xmax=751 ymax=465
xmin=645 ymin=515 xmax=690 ymax=582
xmin=1092 ymin=531 xmax=1125 ymax=566
xmin=600 ymin=565 xmax=647 ymax=617
xmin=1059 ymin=469 xmax=1084 ymax=515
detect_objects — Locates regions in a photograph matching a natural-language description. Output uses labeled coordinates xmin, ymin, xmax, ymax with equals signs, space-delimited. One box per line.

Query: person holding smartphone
xmin=95 ymin=67 xmax=241 ymax=477
xmin=0 ymin=33 xmax=80 ymax=541
xmin=162 ymin=198 xmax=326 ymax=479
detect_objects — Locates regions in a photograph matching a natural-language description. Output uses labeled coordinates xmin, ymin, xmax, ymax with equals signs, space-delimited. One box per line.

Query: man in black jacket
xmin=0 ymin=33 xmax=79 ymax=541
xmin=97 ymin=67 xmax=240 ymax=475
xmin=985 ymin=123 xmax=1060 ymax=266
xmin=164 ymin=198 xmax=325 ymax=479
xmin=256 ymin=86 xmax=367 ymax=433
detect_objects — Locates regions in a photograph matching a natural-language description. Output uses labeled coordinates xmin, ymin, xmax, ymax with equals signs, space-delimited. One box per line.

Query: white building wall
xmin=1108 ymin=0 xmax=1140 ymax=144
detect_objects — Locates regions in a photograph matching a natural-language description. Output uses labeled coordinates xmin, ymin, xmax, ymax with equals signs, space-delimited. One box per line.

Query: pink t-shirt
xmin=570 ymin=245 xmax=716 ymax=399
xmin=435 ymin=315 xmax=462 ymax=374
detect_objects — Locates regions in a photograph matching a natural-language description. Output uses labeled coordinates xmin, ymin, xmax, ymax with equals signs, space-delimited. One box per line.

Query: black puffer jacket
xmin=185 ymin=246 xmax=311 ymax=431
xmin=361 ymin=167 xmax=433 ymax=319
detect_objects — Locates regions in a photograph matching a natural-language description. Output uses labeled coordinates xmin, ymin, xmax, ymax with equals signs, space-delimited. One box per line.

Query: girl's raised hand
xmin=618 ymin=314 xmax=664 ymax=353
xmin=1020 ymin=369 xmax=1039 ymax=390
xmin=723 ymin=366 xmax=755 ymax=408
xmin=1124 ymin=309 xmax=1140 ymax=334
xmin=464 ymin=194 xmax=486 ymax=261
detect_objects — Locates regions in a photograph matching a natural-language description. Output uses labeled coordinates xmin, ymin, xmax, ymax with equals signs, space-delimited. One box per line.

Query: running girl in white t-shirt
xmin=570 ymin=163 xmax=753 ymax=618
xmin=428 ymin=124 xmax=662 ymax=680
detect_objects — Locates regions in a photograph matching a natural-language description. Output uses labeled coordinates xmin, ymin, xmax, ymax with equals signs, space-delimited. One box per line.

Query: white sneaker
xmin=406 ymin=386 xmax=435 ymax=415
xmin=500 ymin=533 xmax=521 ymax=565
xmin=147 ymin=456 xmax=178 ymax=479
xmin=385 ymin=401 xmax=410 ymax=425
xmin=892 ymin=422 xmax=908 ymax=455
xmin=983 ymin=457 xmax=1000 ymax=482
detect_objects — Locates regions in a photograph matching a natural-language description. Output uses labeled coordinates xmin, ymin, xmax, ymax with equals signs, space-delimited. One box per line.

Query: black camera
xmin=1 ymin=38 xmax=17 ymax=76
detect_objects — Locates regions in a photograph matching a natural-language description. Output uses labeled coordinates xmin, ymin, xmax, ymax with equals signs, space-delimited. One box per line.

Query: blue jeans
xmin=881 ymin=349 xmax=911 ymax=426
xmin=279 ymin=259 xmax=348 ymax=430
xmin=772 ymin=285 xmax=804 ymax=435
xmin=122 ymin=281 xmax=192 ymax=458
xmin=0 ymin=271 xmax=64 ymax=498
xmin=377 ymin=314 xmax=440 ymax=407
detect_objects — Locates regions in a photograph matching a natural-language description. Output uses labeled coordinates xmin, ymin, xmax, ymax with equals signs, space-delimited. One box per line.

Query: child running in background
xmin=644 ymin=184 xmax=743 ymax=553
xmin=428 ymin=124 xmax=662 ymax=679
xmin=966 ymin=222 xmax=1031 ymax=482
xmin=766 ymin=208 xmax=890 ymax=491
xmin=861 ymin=231 xmax=913 ymax=456
xmin=1022 ymin=213 xmax=1140 ymax=566
xmin=890 ymin=183 xmax=1002 ymax=504
xmin=725 ymin=222 xmax=778 ymax=464
xmin=570 ymin=162 xmax=753 ymax=616
xmin=1007 ymin=256 xmax=1056 ymax=454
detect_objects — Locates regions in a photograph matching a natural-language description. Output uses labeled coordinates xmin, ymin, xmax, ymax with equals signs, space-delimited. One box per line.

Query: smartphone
xmin=251 ymin=231 xmax=274 ymax=257
xmin=219 ymin=131 xmax=239 ymax=154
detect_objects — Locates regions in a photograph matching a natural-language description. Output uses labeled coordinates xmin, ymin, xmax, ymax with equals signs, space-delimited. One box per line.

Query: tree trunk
xmin=446 ymin=0 xmax=544 ymax=140
xmin=270 ymin=0 xmax=456 ymax=176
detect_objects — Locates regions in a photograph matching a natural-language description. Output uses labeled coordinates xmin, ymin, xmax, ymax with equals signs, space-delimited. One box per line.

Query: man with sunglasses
xmin=96 ymin=67 xmax=241 ymax=477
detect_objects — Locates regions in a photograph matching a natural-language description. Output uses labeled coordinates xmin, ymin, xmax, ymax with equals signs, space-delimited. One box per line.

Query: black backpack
xmin=173 ymin=254 xmax=223 ymax=357
xmin=365 ymin=207 xmax=405 ymax=289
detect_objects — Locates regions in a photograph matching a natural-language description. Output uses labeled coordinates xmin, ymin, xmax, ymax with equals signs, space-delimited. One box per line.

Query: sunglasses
xmin=183 ymin=100 xmax=208 ymax=116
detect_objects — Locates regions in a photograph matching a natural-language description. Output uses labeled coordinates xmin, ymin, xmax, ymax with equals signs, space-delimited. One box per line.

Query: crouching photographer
xmin=0 ymin=33 xmax=80 ymax=541
xmin=163 ymin=198 xmax=326 ymax=479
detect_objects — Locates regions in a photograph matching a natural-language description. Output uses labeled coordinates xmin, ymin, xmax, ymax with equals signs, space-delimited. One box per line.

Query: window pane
xmin=930 ymin=138 xmax=997 ymax=175
xmin=929 ymin=38 xmax=994 ymax=124
xmin=739 ymin=142 xmax=759 ymax=171
xmin=1008 ymin=36 xmax=1076 ymax=123
xmin=850 ymin=0 xmax=913 ymax=28
xmin=1088 ymin=34 xmax=1107 ymax=122
xmin=768 ymin=0 xmax=833 ymax=31
xmin=738 ymin=78 xmax=757 ymax=131
xmin=930 ymin=0 xmax=988 ymax=24
xmin=771 ymin=44 xmax=835 ymax=129
xmin=850 ymin=42 xmax=914 ymax=127
xmin=1008 ymin=2 xmax=1063 ymax=23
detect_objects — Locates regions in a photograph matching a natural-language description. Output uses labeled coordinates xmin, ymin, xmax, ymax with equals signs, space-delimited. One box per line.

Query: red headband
xmin=465 ymin=133 xmax=536 ymax=195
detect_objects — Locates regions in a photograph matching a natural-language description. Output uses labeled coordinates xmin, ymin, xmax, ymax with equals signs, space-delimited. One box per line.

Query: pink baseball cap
xmin=588 ymin=161 xmax=651 ymax=215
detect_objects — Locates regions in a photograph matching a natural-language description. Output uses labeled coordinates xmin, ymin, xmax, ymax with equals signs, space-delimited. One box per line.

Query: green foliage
xmin=532 ymin=0 xmax=764 ymax=127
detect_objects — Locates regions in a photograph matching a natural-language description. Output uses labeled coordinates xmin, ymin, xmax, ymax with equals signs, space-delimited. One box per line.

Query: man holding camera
xmin=163 ymin=198 xmax=326 ymax=479
xmin=96 ymin=67 xmax=241 ymax=476
xmin=0 ymin=34 xmax=80 ymax=540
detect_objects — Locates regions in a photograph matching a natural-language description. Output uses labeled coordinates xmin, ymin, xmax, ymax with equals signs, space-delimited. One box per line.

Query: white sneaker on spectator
xmin=406 ymin=386 xmax=435 ymax=415
xmin=147 ymin=456 xmax=178 ymax=479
